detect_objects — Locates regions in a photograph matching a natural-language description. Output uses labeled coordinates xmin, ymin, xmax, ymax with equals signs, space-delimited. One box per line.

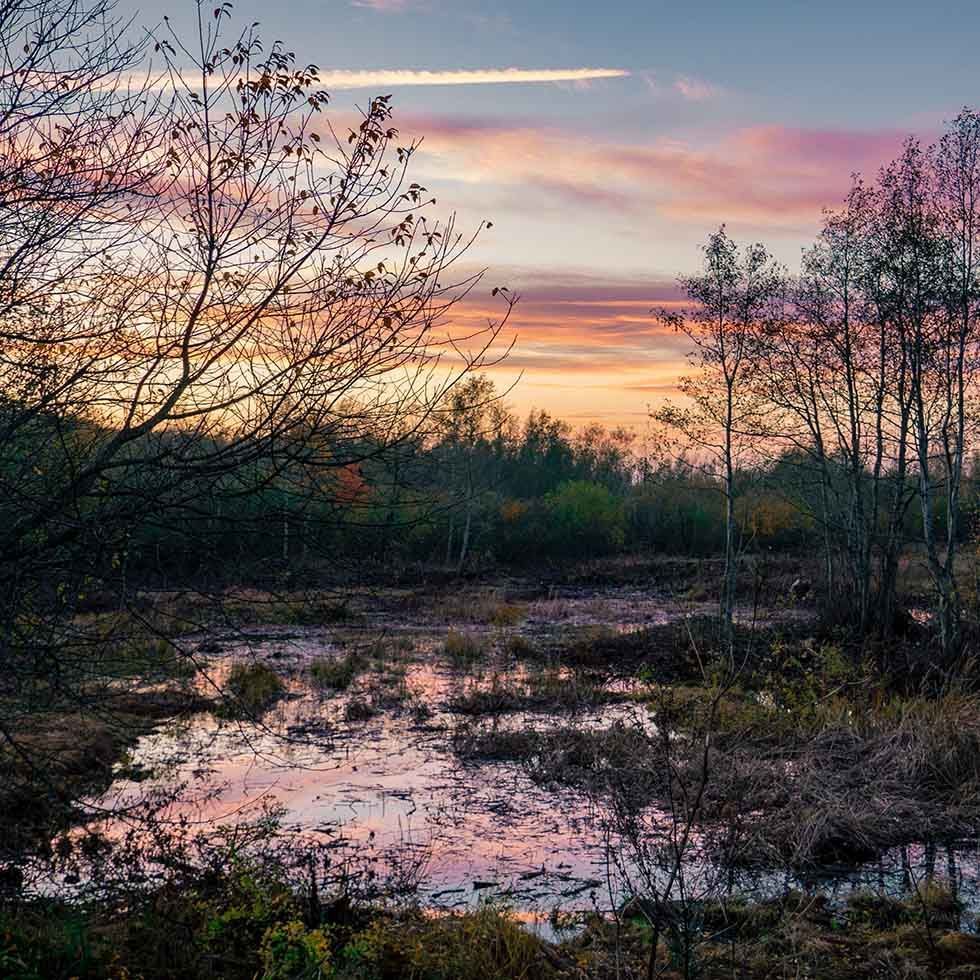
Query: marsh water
xmin=80 ymin=587 xmax=980 ymax=929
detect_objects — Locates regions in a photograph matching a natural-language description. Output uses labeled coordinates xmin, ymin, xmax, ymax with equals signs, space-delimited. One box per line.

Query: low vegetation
xmin=442 ymin=629 xmax=489 ymax=666
xmin=5 ymin=853 xmax=980 ymax=980
xmin=310 ymin=652 xmax=368 ymax=691
xmin=217 ymin=663 xmax=287 ymax=719
xmin=448 ymin=667 xmax=626 ymax=715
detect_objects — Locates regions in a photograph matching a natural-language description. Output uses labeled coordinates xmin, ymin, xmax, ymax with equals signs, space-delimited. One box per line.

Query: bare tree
xmin=762 ymin=183 xmax=916 ymax=634
xmin=0 ymin=0 xmax=511 ymax=819
xmin=655 ymin=229 xmax=784 ymax=651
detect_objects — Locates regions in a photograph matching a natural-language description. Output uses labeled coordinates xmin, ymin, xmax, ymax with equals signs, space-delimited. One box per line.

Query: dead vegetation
xmin=453 ymin=719 xmax=665 ymax=807
xmin=0 ymin=684 xmax=211 ymax=854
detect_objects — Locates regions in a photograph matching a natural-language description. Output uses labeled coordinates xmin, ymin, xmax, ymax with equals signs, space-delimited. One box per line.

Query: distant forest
xmin=38 ymin=375 xmax=980 ymax=582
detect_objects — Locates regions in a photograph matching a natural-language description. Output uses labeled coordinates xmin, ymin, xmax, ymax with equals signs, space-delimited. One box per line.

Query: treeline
xmin=89 ymin=373 xmax=980 ymax=587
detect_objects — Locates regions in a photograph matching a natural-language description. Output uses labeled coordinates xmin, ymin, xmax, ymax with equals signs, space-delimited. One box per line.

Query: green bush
xmin=338 ymin=906 xmax=553 ymax=980
xmin=260 ymin=920 xmax=332 ymax=979
xmin=544 ymin=480 xmax=626 ymax=556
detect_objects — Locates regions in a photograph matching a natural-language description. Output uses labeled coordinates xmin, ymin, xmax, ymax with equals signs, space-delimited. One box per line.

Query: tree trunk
xmin=457 ymin=502 xmax=472 ymax=573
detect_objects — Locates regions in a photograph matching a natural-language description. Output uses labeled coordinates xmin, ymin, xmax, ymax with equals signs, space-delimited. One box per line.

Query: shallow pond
xmin=76 ymin=595 xmax=980 ymax=929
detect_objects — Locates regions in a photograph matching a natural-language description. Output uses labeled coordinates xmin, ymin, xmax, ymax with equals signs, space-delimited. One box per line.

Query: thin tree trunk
xmin=457 ymin=498 xmax=472 ymax=573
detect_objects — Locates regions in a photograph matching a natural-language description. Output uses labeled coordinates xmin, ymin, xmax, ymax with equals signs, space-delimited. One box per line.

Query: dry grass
xmin=430 ymin=591 xmax=528 ymax=627
xmin=682 ymin=690 xmax=980 ymax=866
xmin=442 ymin=629 xmax=488 ymax=666
xmin=453 ymin=720 xmax=664 ymax=805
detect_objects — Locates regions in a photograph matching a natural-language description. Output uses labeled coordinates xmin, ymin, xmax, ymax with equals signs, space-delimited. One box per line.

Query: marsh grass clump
xmin=442 ymin=629 xmax=488 ymax=667
xmin=505 ymin=634 xmax=541 ymax=658
xmin=217 ymin=663 xmax=285 ymax=719
xmin=521 ymin=666 xmax=618 ymax=709
xmin=667 ymin=681 xmax=980 ymax=866
xmin=522 ymin=622 xmax=708 ymax=682
xmin=487 ymin=602 xmax=527 ymax=627
xmin=365 ymin=670 xmax=416 ymax=712
xmin=344 ymin=697 xmax=378 ymax=722
xmin=453 ymin=720 xmax=661 ymax=804
xmin=375 ymin=634 xmax=417 ymax=656
xmin=222 ymin=595 xmax=362 ymax=628
xmin=434 ymin=592 xmax=528 ymax=628
xmin=310 ymin=651 xmax=367 ymax=691
xmin=448 ymin=673 xmax=525 ymax=715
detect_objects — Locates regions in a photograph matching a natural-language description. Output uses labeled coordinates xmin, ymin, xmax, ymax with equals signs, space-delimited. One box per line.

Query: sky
xmin=120 ymin=0 xmax=980 ymax=428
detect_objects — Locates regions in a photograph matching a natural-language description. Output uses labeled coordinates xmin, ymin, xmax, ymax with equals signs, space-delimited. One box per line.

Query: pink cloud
xmin=732 ymin=125 xmax=913 ymax=171
xmin=444 ymin=272 xmax=690 ymax=376
xmin=407 ymin=115 xmax=908 ymax=231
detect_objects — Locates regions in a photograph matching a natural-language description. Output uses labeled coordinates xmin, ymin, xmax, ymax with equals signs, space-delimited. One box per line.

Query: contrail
xmin=316 ymin=68 xmax=631 ymax=89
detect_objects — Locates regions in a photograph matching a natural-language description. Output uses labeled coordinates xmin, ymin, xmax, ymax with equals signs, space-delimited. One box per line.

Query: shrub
xmin=341 ymin=906 xmax=553 ymax=980
xmin=260 ymin=920 xmax=332 ymax=979
xmin=544 ymin=480 xmax=626 ymax=557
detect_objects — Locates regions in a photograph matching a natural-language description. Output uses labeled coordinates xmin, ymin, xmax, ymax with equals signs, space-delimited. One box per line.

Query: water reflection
xmin=82 ymin=623 xmax=980 ymax=927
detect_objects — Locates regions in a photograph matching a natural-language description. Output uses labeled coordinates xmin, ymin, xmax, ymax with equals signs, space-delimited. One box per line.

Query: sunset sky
xmin=125 ymin=0 xmax=980 ymax=428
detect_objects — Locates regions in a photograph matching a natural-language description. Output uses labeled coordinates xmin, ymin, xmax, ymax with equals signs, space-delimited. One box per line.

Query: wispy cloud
xmin=350 ymin=0 xmax=413 ymax=11
xmin=316 ymin=67 xmax=630 ymax=89
xmin=640 ymin=71 xmax=723 ymax=101
xmin=408 ymin=116 xmax=908 ymax=231
xmin=672 ymin=75 xmax=720 ymax=101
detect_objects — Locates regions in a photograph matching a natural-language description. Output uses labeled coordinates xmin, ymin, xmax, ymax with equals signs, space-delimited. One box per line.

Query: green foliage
xmin=627 ymin=468 xmax=725 ymax=555
xmin=337 ymin=905 xmax=553 ymax=980
xmin=545 ymin=481 xmax=626 ymax=555
xmin=260 ymin=920 xmax=332 ymax=979
xmin=761 ymin=639 xmax=866 ymax=720
xmin=0 ymin=904 xmax=110 ymax=980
